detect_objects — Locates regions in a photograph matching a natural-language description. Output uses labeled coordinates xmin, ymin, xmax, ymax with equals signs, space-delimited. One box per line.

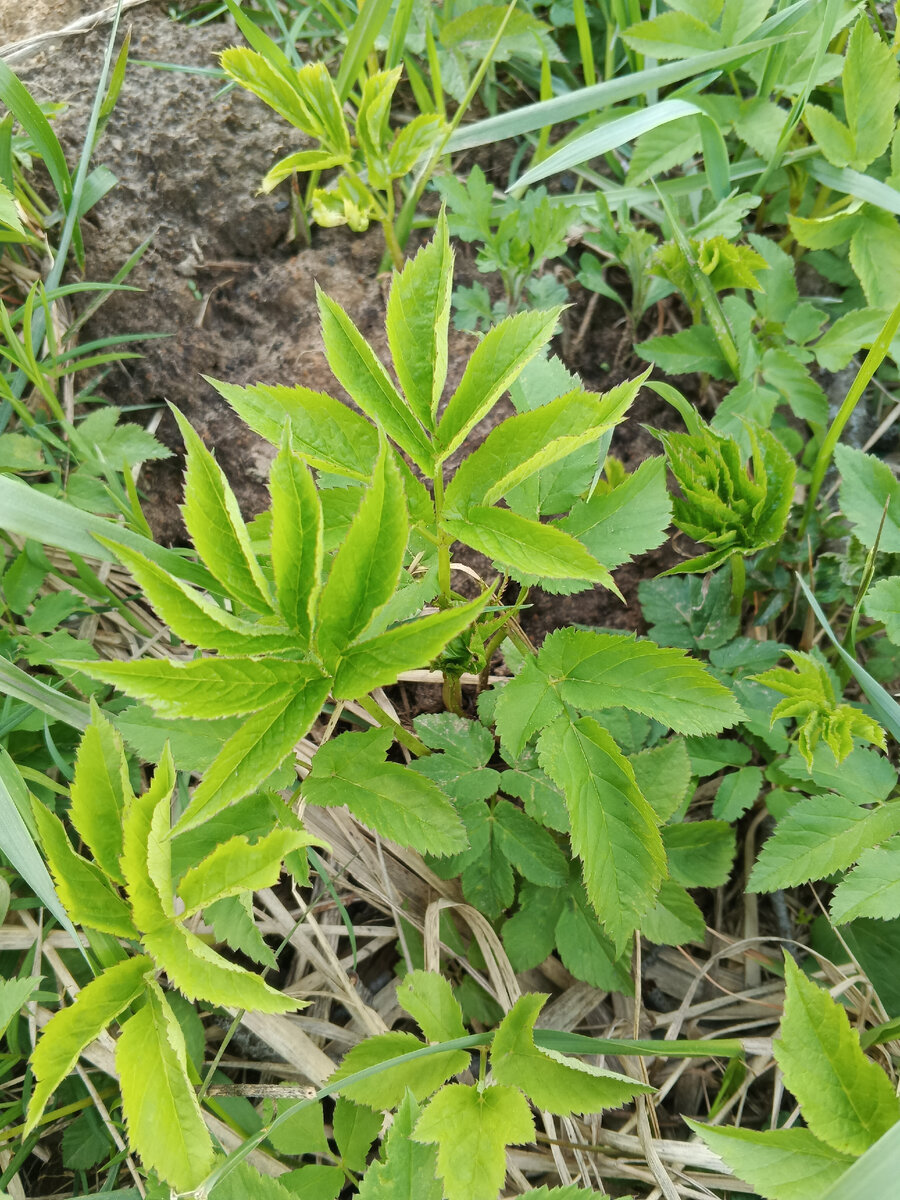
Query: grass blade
xmin=448 ymin=36 xmax=795 ymax=153
xmin=335 ymin=0 xmax=394 ymax=100
xmin=0 ymin=749 xmax=87 ymax=958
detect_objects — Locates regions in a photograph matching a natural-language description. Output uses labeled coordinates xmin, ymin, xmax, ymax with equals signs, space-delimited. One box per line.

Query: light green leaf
xmin=713 ymin=765 xmax=763 ymax=822
xmin=303 ymin=726 xmax=466 ymax=856
xmin=329 ymin=1032 xmax=469 ymax=1109
xmin=774 ymin=953 xmax=900 ymax=1155
xmin=687 ymin=1121 xmax=854 ymax=1200
xmin=810 ymin=18 xmax=899 ymax=170
xmin=68 ymin=702 xmax=132 ymax=883
xmin=316 ymin=443 xmax=407 ymax=671
xmin=636 ymin=324 xmax=732 ymax=380
xmin=171 ymin=408 xmax=273 ymax=614
xmin=317 ymin=287 xmax=433 ymax=471
xmin=491 ymin=993 xmax=653 ymax=1116
xmin=831 ymin=837 xmax=900 ymax=923
xmin=332 ymin=592 xmax=490 ymax=699
xmin=206 ymin=376 xmax=378 ymax=480
xmin=177 ymin=829 xmax=314 ymax=916
xmin=836 ymin=443 xmax=900 ymax=552
xmin=173 ymin=681 xmax=330 ymax=835
xmin=641 ymin=880 xmax=706 ymax=947
xmin=805 ymin=103 xmax=856 ymax=167
xmin=270 ymin=431 xmax=322 ymax=641
xmin=0 ymin=180 xmax=24 ymax=235
xmin=0 ymin=975 xmax=40 ymax=1040
xmin=535 ymin=627 xmax=743 ymax=734
xmin=540 ymin=716 xmax=665 ymax=954
xmin=99 ymin=538 xmax=296 ymax=655
xmin=435 ymin=308 xmax=562 ymax=462
xmin=397 ymin=971 xmax=467 ymax=1042
xmin=864 ymin=577 xmax=900 ymax=646
xmin=31 ymin=800 xmax=138 ymax=938
xmin=265 ymin=1097 xmax=330 ymax=1157
xmin=121 ymin=775 xmax=174 ymax=934
xmin=554 ymin=884 xmax=633 ymax=993
xmin=623 ymin=11 xmax=723 ymax=58
xmin=117 ymin=983 xmax=213 ymax=1190
xmin=412 ymin=713 xmax=501 ymax=803
xmin=75 ymin=658 xmax=325 ymax=720
xmin=358 ymin=1091 xmax=441 ymax=1200
xmin=206 ymin=893 xmax=276 ymax=969
xmin=412 ymin=1083 xmax=535 ymax=1200
xmin=443 ymin=505 xmax=614 ymax=585
xmin=561 ymin=457 xmax=672 ymax=570
xmin=144 ymin=920 xmax=299 ymax=1012
xmin=26 ymin=955 xmax=154 ymax=1132
xmin=664 ymin=820 xmax=735 ymax=887
xmin=493 ymin=659 xmax=567 ymax=760
xmin=386 ymin=212 xmax=452 ymax=428
xmin=750 ymin=796 xmax=900 ymax=893
xmin=333 ymin=1098 xmax=383 ymax=1171
xmin=444 ymin=383 xmax=641 ymax=517
xmin=850 ymin=210 xmax=900 ymax=307
xmin=628 ymin=739 xmax=692 ymax=823
xmin=493 ymin=800 xmax=569 ymax=887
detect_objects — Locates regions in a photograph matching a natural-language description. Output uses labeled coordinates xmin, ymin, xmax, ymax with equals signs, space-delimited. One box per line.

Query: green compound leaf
xmin=386 ymin=211 xmax=452 ymax=429
xmin=749 ymin=796 xmax=900 ymax=893
xmin=641 ymin=879 xmax=706 ymax=947
xmin=31 ymin=800 xmax=138 ymax=938
xmin=397 ymin=971 xmax=467 ymax=1043
xmin=357 ymin=1091 xmax=442 ymax=1200
xmin=173 ymin=680 xmax=330 ymax=835
xmin=329 ymin=1032 xmax=470 ymax=1110
xmin=143 ymin=920 xmax=300 ymax=1013
xmin=535 ymin=627 xmax=743 ymax=735
xmin=121 ymin=776 xmax=174 ymax=935
xmin=206 ymin=893 xmax=277 ymax=969
xmin=412 ymin=713 xmax=502 ymax=803
xmin=97 ymin=538 xmax=296 ymax=656
xmin=206 ymin=376 xmax=379 ymax=481
xmin=629 ymin=738 xmax=692 ymax=823
xmin=804 ymin=17 xmax=900 ymax=171
xmin=333 ymin=1098 xmax=384 ymax=1171
xmin=560 ymin=456 xmax=672 ymax=571
xmin=660 ymin=421 xmax=795 ymax=572
xmin=830 ymin=837 xmax=900 ymax=924
xmin=316 ymin=442 xmax=407 ymax=672
xmin=75 ymin=657 xmax=326 ymax=720
xmin=435 ymin=307 xmax=563 ymax=463
xmin=444 ymin=383 xmax=641 ymax=518
xmin=663 ymin=820 xmax=735 ymax=888
xmin=774 ymin=954 xmax=900 ymax=1156
xmin=177 ymin=829 xmax=316 ymax=917
xmin=317 ymin=286 xmax=434 ymax=472
xmin=412 ymin=1083 xmax=535 ymax=1200
xmin=493 ymin=658 xmax=567 ymax=760
xmin=117 ymin=983 xmax=213 ymax=1191
xmin=68 ymin=701 xmax=133 ymax=883
xmin=25 ymin=955 xmax=154 ymax=1133
xmin=753 ymin=651 xmax=886 ymax=768
xmin=835 ymin=443 xmax=900 ymax=553
xmin=270 ymin=430 xmax=323 ymax=642
xmin=332 ymin=592 xmax=490 ymax=699
xmin=493 ymin=799 xmax=569 ymax=887
xmin=443 ymin=505 xmax=614 ymax=586
xmin=171 ymin=408 xmax=273 ymax=615
xmin=687 ymin=1121 xmax=854 ymax=1200
xmin=491 ymin=993 xmax=653 ymax=1116
xmin=303 ymin=726 xmax=467 ymax=857
xmin=539 ymin=715 xmax=665 ymax=955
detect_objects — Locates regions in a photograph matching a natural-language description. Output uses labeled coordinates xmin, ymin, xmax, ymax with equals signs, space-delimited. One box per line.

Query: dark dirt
xmin=17 ymin=0 xmax=683 ymax=644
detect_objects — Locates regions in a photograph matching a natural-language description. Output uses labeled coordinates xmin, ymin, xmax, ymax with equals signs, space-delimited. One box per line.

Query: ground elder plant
xmin=17 ymin=213 xmax=768 ymax=1192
